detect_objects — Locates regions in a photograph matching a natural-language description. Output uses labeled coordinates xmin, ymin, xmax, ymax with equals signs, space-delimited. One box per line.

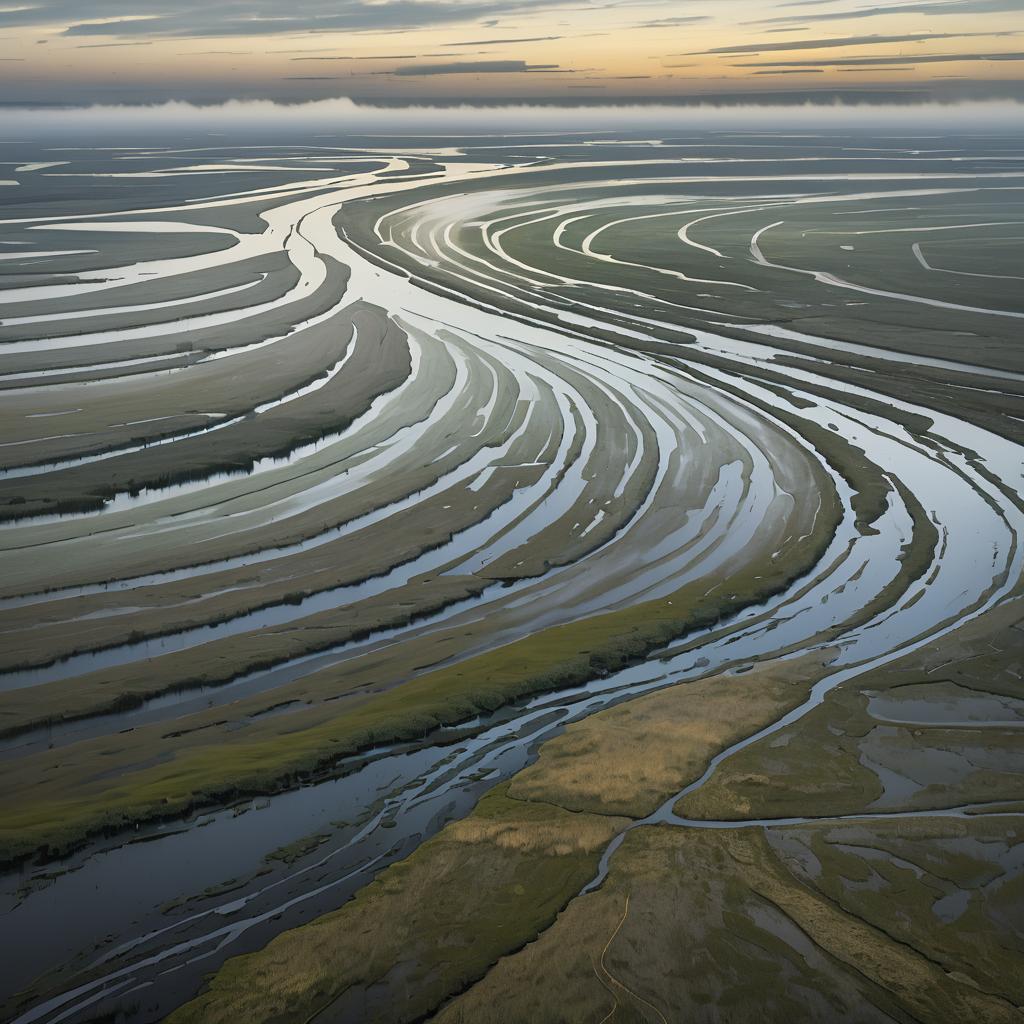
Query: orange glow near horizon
xmin=1 ymin=1 xmax=1022 ymax=103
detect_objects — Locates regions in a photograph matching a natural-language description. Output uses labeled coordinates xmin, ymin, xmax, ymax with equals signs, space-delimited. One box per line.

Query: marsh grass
xmin=0 ymin=505 xmax=837 ymax=868
xmin=165 ymin=787 xmax=627 ymax=1024
xmin=434 ymin=821 xmax=1024 ymax=1024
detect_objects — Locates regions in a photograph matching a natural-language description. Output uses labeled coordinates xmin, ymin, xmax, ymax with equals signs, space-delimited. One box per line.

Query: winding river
xmin=1 ymin=127 xmax=1021 ymax=1023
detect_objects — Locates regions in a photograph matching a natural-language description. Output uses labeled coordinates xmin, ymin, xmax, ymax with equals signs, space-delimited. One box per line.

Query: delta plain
xmin=0 ymin=102 xmax=1023 ymax=1024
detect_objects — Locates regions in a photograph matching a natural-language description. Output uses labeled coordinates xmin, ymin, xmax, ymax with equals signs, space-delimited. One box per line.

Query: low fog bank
xmin=0 ymin=96 xmax=1021 ymax=140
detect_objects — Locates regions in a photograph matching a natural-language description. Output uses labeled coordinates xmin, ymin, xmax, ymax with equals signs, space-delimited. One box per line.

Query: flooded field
xmin=1 ymin=122 xmax=1022 ymax=1023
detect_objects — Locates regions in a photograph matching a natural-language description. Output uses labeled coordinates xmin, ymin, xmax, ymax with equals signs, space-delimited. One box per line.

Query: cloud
xmin=442 ymin=36 xmax=563 ymax=46
xmin=736 ymin=51 xmax=1024 ymax=67
xmin=290 ymin=54 xmax=420 ymax=60
xmin=75 ymin=41 xmax=155 ymax=48
xmin=758 ymin=0 xmax=1024 ymax=26
xmin=633 ymin=16 xmax=710 ymax=28
xmin=684 ymin=31 xmax=1017 ymax=56
xmin=391 ymin=60 xmax=562 ymax=75
xmin=0 ymin=0 xmax=575 ymax=38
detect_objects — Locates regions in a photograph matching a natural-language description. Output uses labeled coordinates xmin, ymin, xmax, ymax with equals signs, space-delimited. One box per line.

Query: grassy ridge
xmin=166 ymin=787 xmax=628 ymax=1024
xmin=0 ymin=550 xmax=824 ymax=867
xmin=168 ymin=612 xmax=1024 ymax=1024
xmin=2 ymin=379 xmax=888 ymax=867
xmin=162 ymin=652 xmax=838 ymax=1024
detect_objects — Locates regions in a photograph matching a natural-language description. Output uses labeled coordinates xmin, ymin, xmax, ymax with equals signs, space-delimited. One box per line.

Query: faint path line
xmin=593 ymin=956 xmax=620 ymax=1024
xmin=596 ymin=893 xmax=669 ymax=1024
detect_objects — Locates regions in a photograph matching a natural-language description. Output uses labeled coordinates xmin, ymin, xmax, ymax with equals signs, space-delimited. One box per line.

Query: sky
xmin=1 ymin=0 xmax=1023 ymax=105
